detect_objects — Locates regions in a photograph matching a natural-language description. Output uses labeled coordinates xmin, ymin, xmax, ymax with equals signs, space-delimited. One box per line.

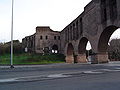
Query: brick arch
xmin=65 ymin=43 xmax=75 ymax=63
xmin=67 ymin=43 xmax=74 ymax=55
xmin=96 ymin=25 xmax=118 ymax=63
xmin=76 ymin=37 xmax=92 ymax=63
xmin=78 ymin=37 xmax=89 ymax=54
xmin=98 ymin=25 xmax=118 ymax=52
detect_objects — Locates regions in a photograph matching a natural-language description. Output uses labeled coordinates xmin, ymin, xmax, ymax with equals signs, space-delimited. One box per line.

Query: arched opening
xmin=108 ymin=28 xmax=120 ymax=61
xmin=78 ymin=37 xmax=92 ymax=63
xmin=86 ymin=41 xmax=92 ymax=63
xmin=78 ymin=37 xmax=88 ymax=54
xmin=52 ymin=44 xmax=58 ymax=54
xmin=67 ymin=43 xmax=74 ymax=55
xmin=98 ymin=25 xmax=118 ymax=52
xmin=66 ymin=43 xmax=74 ymax=63
xmin=98 ymin=25 xmax=119 ymax=63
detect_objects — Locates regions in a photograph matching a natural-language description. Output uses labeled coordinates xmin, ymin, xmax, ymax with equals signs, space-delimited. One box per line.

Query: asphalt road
xmin=0 ymin=62 xmax=120 ymax=90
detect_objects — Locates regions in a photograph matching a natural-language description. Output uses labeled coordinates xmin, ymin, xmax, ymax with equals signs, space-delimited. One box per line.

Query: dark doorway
xmin=52 ymin=44 xmax=58 ymax=53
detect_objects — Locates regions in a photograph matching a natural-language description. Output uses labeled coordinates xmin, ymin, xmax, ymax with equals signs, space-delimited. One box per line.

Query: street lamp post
xmin=10 ymin=0 xmax=14 ymax=68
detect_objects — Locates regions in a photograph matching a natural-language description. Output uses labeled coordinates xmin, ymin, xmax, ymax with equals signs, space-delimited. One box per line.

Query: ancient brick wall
xmin=22 ymin=0 xmax=120 ymax=64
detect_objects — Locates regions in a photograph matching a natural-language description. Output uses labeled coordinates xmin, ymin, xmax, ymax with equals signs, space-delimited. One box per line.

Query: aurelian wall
xmin=22 ymin=34 xmax=35 ymax=53
xmin=22 ymin=0 xmax=120 ymax=64
xmin=22 ymin=26 xmax=60 ymax=54
xmin=35 ymin=26 xmax=60 ymax=53
xmin=61 ymin=0 xmax=120 ymax=63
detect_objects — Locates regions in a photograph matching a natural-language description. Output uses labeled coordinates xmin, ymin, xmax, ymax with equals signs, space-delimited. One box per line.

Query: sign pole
xmin=10 ymin=0 xmax=14 ymax=68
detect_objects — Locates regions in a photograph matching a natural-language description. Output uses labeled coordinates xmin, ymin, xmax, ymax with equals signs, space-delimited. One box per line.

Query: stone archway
xmin=65 ymin=43 xmax=74 ymax=63
xmin=77 ymin=37 xmax=90 ymax=63
xmin=97 ymin=25 xmax=118 ymax=63
xmin=52 ymin=44 xmax=58 ymax=53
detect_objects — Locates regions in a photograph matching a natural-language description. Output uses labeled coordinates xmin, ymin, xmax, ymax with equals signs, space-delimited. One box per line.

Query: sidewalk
xmin=0 ymin=63 xmax=68 ymax=69
xmin=1 ymin=61 xmax=120 ymax=69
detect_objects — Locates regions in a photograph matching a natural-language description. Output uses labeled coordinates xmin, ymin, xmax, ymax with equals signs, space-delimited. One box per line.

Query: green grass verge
xmin=0 ymin=53 xmax=65 ymax=65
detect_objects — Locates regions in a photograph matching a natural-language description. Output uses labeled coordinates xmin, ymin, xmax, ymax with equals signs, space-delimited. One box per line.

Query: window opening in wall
xmin=40 ymin=36 xmax=43 ymax=39
xmin=103 ymin=8 xmax=107 ymax=21
xmin=80 ymin=18 xmax=83 ymax=34
xmin=70 ymin=26 xmax=72 ymax=40
xmin=101 ymin=0 xmax=107 ymax=22
xmin=46 ymin=36 xmax=48 ymax=40
xmin=76 ymin=21 xmax=79 ymax=39
xmin=109 ymin=0 xmax=117 ymax=21
xmin=65 ymin=30 xmax=67 ymax=41
xmin=73 ymin=23 xmax=75 ymax=40
xmin=54 ymin=36 xmax=56 ymax=40
xmin=67 ymin=28 xmax=69 ymax=41
xmin=58 ymin=36 xmax=60 ymax=40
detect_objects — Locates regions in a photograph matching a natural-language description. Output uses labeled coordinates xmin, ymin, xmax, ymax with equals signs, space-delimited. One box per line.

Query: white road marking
xmin=0 ymin=78 xmax=18 ymax=83
xmin=47 ymin=74 xmax=70 ymax=78
xmin=100 ymin=69 xmax=120 ymax=72
xmin=83 ymin=71 xmax=103 ymax=74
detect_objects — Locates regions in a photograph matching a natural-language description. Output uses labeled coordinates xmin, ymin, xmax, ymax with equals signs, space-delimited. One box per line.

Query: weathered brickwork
xmin=22 ymin=26 xmax=60 ymax=54
xmin=22 ymin=0 xmax=120 ymax=64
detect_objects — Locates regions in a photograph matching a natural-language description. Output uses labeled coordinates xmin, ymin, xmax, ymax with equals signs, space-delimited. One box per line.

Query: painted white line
xmin=100 ymin=69 xmax=120 ymax=72
xmin=83 ymin=71 xmax=103 ymax=74
xmin=47 ymin=74 xmax=70 ymax=78
xmin=0 ymin=78 xmax=18 ymax=83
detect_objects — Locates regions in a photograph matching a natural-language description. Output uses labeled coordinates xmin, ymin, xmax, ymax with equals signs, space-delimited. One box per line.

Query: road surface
xmin=0 ymin=62 xmax=120 ymax=90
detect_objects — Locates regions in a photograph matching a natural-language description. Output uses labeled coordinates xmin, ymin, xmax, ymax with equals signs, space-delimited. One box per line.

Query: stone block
xmin=65 ymin=55 xmax=74 ymax=63
xmin=76 ymin=54 xmax=87 ymax=63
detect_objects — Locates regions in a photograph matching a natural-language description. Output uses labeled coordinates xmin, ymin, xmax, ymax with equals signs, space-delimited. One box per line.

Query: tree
xmin=0 ymin=40 xmax=23 ymax=55
xmin=108 ymin=39 xmax=120 ymax=61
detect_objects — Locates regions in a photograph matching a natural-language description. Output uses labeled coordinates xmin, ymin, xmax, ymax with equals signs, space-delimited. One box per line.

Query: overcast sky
xmin=0 ymin=0 xmax=120 ymax=43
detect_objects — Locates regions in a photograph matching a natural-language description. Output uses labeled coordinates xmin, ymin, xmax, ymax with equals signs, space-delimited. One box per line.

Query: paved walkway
xmin=0 ymin=63 xmax=68 ymax=68
xmin=0 ymin=61 xmax=120 ymax=69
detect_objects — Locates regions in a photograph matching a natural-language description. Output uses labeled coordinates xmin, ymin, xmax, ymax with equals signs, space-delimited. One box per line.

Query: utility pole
xmin=10 ymin=0 xmax=14 ymax=68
